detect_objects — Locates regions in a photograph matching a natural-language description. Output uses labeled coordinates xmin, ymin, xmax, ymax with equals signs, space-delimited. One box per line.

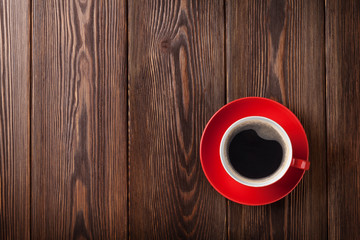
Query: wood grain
xmin=0 ymin=0 xmax=30 ymax=239
xmin=2 ymin=0 xmax=359 ymax=238
xmin=326 ymin=0 xmax=360 ymax=238
xmin=31 ymin=0 xmax=127 ymax=239
xmin=226 ymin=0 xmax=327 ymax=238
xmin=128 ymin=0 xmax=226 ymax=238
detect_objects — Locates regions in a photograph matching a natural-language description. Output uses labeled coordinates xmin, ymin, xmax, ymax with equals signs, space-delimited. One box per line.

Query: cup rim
xmin=219 ymin=116 xmax=293 ymax=187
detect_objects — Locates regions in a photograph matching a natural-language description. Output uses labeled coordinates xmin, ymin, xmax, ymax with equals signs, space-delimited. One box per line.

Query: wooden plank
xmin=326 ymin=0 xmax=360 ymax=238
xmin=0 ymin=0 xmax=30 ymax=239
xmin=128 ymin=0 xmax=226 ymax=238
xmin=31 ymin=0 xmax=127 ymax=239
xmin=226 ymin=0 xmax=327 ymax=238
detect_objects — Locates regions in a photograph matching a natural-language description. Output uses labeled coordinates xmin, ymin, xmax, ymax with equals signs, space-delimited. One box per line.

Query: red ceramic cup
xmin=219 ymin=116 xmax=309 ymax=188
xmin=200 ymin=97 xmax=310 ymax=205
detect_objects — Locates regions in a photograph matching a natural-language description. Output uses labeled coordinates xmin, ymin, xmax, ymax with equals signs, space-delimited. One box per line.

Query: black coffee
xmin=228 ymin=129 xmax=283 ymax=179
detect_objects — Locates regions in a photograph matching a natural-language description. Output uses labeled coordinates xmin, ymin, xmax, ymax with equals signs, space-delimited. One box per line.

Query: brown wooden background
xmin=1 ymin=0 xmax=359 ymax=239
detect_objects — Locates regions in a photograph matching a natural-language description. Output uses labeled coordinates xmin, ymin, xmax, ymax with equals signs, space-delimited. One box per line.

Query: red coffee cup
xmin=200 ymin=97 xmax=310 ymax=205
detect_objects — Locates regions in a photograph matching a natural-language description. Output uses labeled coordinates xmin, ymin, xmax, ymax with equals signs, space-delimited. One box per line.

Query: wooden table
xmin=1 ymin=0 xmax=359 ymax=239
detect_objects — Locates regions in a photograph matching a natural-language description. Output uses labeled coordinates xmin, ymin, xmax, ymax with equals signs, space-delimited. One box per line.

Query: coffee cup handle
xmin=291 ymin=158 xmax=310 ymax=170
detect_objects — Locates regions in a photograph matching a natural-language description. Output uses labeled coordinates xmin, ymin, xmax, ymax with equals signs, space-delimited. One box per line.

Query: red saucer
xmin=200 ymin=97 xmax=309 ymax=205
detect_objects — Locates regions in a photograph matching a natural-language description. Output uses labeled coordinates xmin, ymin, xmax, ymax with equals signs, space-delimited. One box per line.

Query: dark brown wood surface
xmin=1 ymin=0 xmax=360 ymax=239
xmin=0 ymin=0 xmax=30 ymax=239
xmin=326 ymin=0 xmax=360 ymax=238
xmin=31 ymin=0 xmax=127 ymax=239
xmin=226 ymin=0 xmax=327 ymax=238
xmin=128 ymin=0 xmax=226 ymax=239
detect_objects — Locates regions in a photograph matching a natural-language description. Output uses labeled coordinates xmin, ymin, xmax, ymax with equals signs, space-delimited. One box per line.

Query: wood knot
xmin=160 ymin=39 xmax=171 ymax=52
